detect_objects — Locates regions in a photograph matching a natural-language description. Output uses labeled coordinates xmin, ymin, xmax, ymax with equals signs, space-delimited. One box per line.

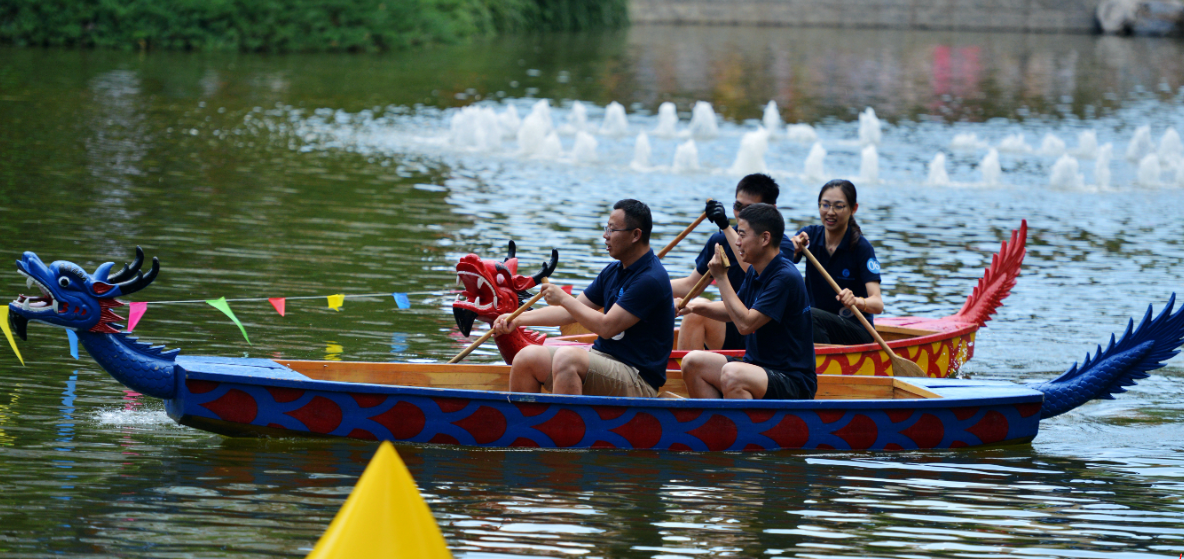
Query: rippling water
xmin=1 ymin=26 xmax=1182 ymax=558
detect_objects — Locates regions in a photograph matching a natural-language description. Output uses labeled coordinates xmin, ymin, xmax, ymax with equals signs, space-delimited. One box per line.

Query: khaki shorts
xmin=542 ymin=347 xmax=658 ymax=398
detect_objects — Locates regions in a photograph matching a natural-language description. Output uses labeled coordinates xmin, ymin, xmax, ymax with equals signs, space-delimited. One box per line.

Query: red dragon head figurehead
xmin=452 ymin=241 xmax=558 ymax=363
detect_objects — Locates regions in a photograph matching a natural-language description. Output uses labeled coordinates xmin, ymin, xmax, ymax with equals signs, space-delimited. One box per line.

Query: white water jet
xmin=517 ymin=100 xmax=555 ymax=156
xmin=859 ymin=145 xmax=879 ymax=184
xmin=672 ymin=140 xmax=700 ymax=173
xmin=1126 ymin=124 xmax=1154 ymax=161
xmin=980 ymin=148 xmax=1002 ymax=185
xmin=571 ymin=131 xmax=598 ymax=163
xmin=1176 ymin=160 xmax=1184 ymax=187
xmin=729 ymin=128 xmax=770 ymax=175
xmin=559 ymin=101 xmax=588 ymax=135
xmin=1074 ymin=130 xmax=1098 ymax=159
xmin=1096 ymin=143 xmax=1113 ymax=188
xmin=498 ymin=105 xmax=521 ymax=139
xmin=1157 ymin=128 xmax=1183 ymax=164
xmin=926 ymin=153 xmax=950 ymax=186
xmin=1040 ymin=133 xmax=1067 ymax=157
xmin=785 ymin=123 xmax=818 ymax=143
xmin=535 ymin=132 xmax=563 ymax=160
xmin=631 ymin=132 xmax=652 ymax=170
xmin=998 ymin=133 xmax=1032 ymax=153
xmin=1049 ymin=155 xmax=1084 ymax=188
xmin=450 ymin=106 xmax=503 ymax=152
xmin=599 ymin=101 xmax=629 ymax=136
xmin=762 ymin=101 xmax=782 ymax=136
xmin=1137 ymin=153 xmax=1161 ymax=185
xmin=858 ymin=107 xmax=881 ymax=146
xmin=804 ymin=142 xmax=827 ymax=181
xmin=688 ymin=101 xmax=719 ymax=138
xmin=652 ymin=102 xmax=679 ymax=137
xmin=951 ymin=133 xmax=988 ymax=150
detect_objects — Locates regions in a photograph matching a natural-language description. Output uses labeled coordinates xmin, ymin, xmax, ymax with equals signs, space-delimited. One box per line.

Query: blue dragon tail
xmin=1028 ymin=293 xmax=1184 ymax=419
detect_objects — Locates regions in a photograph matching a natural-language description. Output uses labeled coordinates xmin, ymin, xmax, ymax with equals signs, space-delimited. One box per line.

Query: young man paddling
xmin=493 ymin=199 xmax=674 ymax=397
xmin=673 ymin=173 xmax=794 ymax=351
xmin=679 ymin=204 xmax=816 ymax=400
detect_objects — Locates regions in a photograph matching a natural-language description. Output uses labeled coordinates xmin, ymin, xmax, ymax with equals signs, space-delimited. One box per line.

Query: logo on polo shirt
xmin=867 ymin=258 xmax=881 ymax=273
xmin=842 ymin=269 xmax=850 ymax=278
xmin=618 ymin=287 xmax=625 ymax=298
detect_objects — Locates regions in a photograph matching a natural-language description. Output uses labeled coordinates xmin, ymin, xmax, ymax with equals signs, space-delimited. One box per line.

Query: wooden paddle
xmin=799 ymin=246 xmax=926 ymax=378
xmin=676 ymin=244 xmax=730 ymax=311
xmin=449 ymin=278 xmax=548 ymax=364
xmin=657 ymin=199 xmax=712 ymax=259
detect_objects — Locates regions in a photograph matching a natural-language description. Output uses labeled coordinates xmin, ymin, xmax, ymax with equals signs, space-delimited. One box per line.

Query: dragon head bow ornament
xmin=9 ymin=246 xmax=158 ymax=339
xmin=9 ymin=247 xmax=179 ymax=399
xmin=452 ymin=241 xmax=558 ymax=364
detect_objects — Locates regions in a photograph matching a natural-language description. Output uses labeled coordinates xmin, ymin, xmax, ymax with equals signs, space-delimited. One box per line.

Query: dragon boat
xmin=451 ymin=221 xmax=1029 ymax=378
xmin=9 ymin=247 xmax=1184 ymax=451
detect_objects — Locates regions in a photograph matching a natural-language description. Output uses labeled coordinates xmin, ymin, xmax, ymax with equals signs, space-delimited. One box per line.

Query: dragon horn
xmin=531 ymin=249 xmax=559 ymax=285
xmin=106 ymin=246 xmax=145 ymax=284
xmin=114 ymin=256 xmax=160 ymax=296
xmin=505 ymin=240 xmax=516 ymax=262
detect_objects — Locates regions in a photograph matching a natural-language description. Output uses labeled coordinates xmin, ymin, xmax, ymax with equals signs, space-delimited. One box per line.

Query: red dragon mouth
xmin=451 ymin=241 xmax=558 ymax=337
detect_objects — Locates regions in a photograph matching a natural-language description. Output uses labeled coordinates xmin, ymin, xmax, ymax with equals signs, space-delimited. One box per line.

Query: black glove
xmin=705 ymin=200 xmax=729 ymax=230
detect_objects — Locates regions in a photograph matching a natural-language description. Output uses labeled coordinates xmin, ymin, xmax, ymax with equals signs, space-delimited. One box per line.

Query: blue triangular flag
xmin=66 ymin=329 xmax=79 ymax=360
xmin=393 ymin=293 xmax=410 ymax=309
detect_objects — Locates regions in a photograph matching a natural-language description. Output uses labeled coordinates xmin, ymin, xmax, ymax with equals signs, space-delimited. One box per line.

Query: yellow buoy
xmin=307 ymin=441 xmax=452 ymax=559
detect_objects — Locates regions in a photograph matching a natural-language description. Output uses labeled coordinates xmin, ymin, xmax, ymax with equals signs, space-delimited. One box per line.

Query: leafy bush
xmin=0 ymin=0 xmax=628 ymax=51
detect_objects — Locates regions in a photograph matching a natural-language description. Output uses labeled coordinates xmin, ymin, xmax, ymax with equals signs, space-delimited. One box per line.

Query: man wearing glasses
xmin=493 ymin=199 xmax=674 ymax=398
xmin=673 ymin=173 xmax=794 ymax=351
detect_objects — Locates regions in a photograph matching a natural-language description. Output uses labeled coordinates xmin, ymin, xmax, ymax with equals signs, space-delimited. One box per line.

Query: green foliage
xmin=0 ymin=0 xmax=628 ymax=52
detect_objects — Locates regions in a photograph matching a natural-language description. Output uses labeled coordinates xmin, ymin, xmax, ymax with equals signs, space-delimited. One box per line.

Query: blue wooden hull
xmin=165 ymin=356 xmax=1043 ymax=451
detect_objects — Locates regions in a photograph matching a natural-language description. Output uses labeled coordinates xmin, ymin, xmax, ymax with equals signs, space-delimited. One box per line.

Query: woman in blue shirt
xmin=789 ymin=179 xmax=884 ymax=345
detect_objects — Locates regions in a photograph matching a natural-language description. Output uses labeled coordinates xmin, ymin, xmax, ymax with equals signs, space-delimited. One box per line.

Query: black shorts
xmin=726 ymin=356 xmax=817 ymax=400
xmin=721 ymin=321 xmax=745 ymax=350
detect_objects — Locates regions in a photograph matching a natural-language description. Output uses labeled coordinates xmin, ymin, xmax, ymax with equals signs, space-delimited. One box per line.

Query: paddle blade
xmin=306 ymin=441 xmax=452 ymax=559
xmin=890 ymin=355 xmax=928 ymax=378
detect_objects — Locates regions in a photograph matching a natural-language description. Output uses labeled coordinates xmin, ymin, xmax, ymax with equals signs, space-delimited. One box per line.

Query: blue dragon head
xmin=8 ymin=247 xmax=159 ymax=340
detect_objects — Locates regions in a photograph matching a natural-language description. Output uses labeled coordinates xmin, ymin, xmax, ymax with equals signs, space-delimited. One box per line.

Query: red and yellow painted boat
xmin=453 ymin=221 xmax=1027 ymax=379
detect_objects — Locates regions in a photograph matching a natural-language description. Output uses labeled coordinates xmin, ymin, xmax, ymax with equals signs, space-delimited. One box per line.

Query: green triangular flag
xmin=205 ymin=297 xmax=251 ymax=345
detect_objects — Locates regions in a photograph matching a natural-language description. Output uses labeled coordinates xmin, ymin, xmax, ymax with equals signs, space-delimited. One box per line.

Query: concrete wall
xmin=630 ymin=0 xmax=1103 ymax=33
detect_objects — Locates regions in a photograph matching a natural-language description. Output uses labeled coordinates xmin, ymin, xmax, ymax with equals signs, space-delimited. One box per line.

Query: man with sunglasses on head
xmin=673 ymin=173 xmax=795 ymax=352
xmin=493 ymin=199 xmax=674 ymax=398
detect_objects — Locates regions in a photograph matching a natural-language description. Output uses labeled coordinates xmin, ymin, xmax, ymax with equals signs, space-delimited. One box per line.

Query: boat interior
xmin=556 ymin=324 xmax=942 ymax=349
xmin=275 ymin=360 xmax=943 ymax=400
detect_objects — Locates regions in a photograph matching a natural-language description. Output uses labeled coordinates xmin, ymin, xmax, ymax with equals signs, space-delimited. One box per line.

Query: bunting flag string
xmin=205 ymin=297 xmax=251 ymax=345
xmin=127 ymin=302 xmax=148 ymax=332
xmin=0 ymin=307 xmax=25 ymax=366
xmin=140 ymin=290 xmax=446 ymax=306
xmin=66 ymin=329 xmax=79 ymax=360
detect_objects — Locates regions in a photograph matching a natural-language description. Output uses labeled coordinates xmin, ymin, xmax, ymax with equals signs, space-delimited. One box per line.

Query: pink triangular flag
xmin=127 ymin=302 xmax=148 ymax=332
xmin=269 ymin=297 xmax=286 ymax=317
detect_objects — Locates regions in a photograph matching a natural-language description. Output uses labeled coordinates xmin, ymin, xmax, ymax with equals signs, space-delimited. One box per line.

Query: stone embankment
xmin=630 ymin=0 xmax=1183 ymax=35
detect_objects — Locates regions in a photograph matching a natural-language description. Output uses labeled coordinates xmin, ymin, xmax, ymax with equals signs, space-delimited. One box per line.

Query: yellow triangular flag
xmin=0 ymin=307 xmax=25 ymax=366
xmin=306 ymin=441 xmax=452 ymax=559
xmin=327 ymin=294 xmax=345 ymax=311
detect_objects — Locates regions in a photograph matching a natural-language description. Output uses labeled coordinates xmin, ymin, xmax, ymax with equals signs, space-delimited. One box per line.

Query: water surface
xmin=1 ymin=26 xmax=1183 ymax=558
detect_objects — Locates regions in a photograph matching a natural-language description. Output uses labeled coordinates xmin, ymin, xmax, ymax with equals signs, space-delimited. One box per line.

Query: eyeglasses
xmin=819 ymin=202 xmax=848 ymax=212
xmin=733 ymin=201 xmax=751 ymax=213
xmin=604 ymin=225 xmax=634 ymax=235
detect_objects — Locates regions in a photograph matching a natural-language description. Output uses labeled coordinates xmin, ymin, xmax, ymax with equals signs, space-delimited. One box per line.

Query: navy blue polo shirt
xmin=735 ymin=252 xmax=815 ymax=376
xmin=695 ymin=230 xmax=797 ymax=291
xmin=583 ymin=249 xmax=675 ymax=390
xmin=792 ymin=224 xmax=882 ymax=325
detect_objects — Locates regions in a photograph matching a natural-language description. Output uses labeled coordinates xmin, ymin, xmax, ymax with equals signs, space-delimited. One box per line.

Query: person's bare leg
xmin=681 ymin=350 xmax=727 ymax=399
xmin=677 ymin=298 xmax=729 ymax=350
xmin=509 ymin=345 xmax=553 ymax=392
xmin=719 ymin=362 xmax=769 ymax=400
xmin=550 ymin=346 xmax=591 ymax=395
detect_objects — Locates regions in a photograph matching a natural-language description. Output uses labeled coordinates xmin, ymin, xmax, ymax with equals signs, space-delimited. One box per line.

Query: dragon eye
xmin=496 ymin=275 xmax=505 ymax=285
xmin=58 ymin=277 xmax=70 ymax=288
